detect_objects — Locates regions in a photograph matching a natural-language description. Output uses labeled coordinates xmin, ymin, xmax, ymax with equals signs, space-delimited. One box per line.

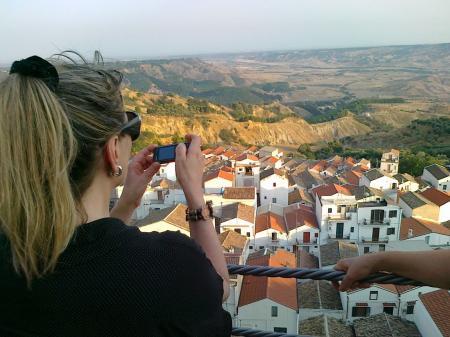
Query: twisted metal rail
xmin=227 ymin=264 xmax=425 ymax=286
xmin=228 ymin=264 xmax=425 ymax=336
xmin=231 ymin=327 xmax=311 ymax=337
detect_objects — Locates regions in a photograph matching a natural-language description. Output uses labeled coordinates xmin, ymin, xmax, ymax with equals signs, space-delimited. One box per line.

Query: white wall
xmin=139 ymin=221 xmax=190 ymax=236
xmin=414 ymin=298 xmax=444 ymax=337
xmin=439 ymin=203 xmax=450 ymax=223
xmin=260 ymin=175 xmax=289 ymax=206
xmin=204 ymin=177 xmax=233 ymax=194
xmin=398 ymin=287 xmax=438 ymax=322
xmin=405 ymin=233 xmax=450 ymax=247
xmin=238 ymin=299 xmax=297 ymax=334
xmin=361 ymin=175 xmax=398 ymax=191
xmin=254 ymin=228 xmax=289 ymax=251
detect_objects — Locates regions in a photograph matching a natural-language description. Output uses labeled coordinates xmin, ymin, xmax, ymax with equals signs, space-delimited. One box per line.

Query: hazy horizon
xmin=1 ymin=0 xmax=450 ymax=64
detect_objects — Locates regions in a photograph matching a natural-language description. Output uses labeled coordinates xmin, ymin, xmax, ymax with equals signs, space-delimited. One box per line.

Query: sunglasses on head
xmin=119 ymin=111 xmax=141 ymax=141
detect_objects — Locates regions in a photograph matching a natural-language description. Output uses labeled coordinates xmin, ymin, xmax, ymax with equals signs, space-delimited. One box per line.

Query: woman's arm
xmin=175 ymin=135 xmax=230 ymax=302
xmin=335 ymin=250 xmax=450 ymax=291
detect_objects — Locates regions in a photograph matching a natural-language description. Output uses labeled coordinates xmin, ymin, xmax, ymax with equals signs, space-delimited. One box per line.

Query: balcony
xmin=361 ymin=219 xmax=390 ymax=226
xmin=361 ymin=236 xmax=389 ymax=243
xmin=327 ymin=213 xmax=351 ymax=221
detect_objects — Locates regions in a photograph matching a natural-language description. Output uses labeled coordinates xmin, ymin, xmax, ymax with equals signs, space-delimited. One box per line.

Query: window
xmin=406 ymin=303 xmax=415 ymax=314
xmin=273 ymin=182 xmax=277 ymax=187
xmin=315 ymin=233 xmax=319 ymax=237
xmin=352 ymin=306 xmax=370 ymax=317
xmin=364 ymin=247 xmax=370 ymax=254
xmin=443 ymin=185 xmax=447 ymax=191
xmin=369 ymin=291 xmax=378 ymax=300
xmin=379 ymin=244 xmax=385 ymax=251
xmin=249 ymin=245 xmax=253 ymax=249
xmin=387 ymin=227 xmax=395 ymax=235
xmin=350 ymin=227 xmax=354 ymax=233
xmin=246 ymin=232 xmax=251 ymax=237
xmin=272 ymin=197 xmax=277 ymax=203
xmin=274 ymin=327 xmax=287 ymax=333
xmin=425 ymin=236 xmax=430 ymax=244
xmin=389 ymin=210 xmax=397 ymax=218
xmin=383 ymin=306 xmax=394 ymax=315
xmin=264 ymin=196 xmax=267 ymax=199
xmin=272 ymin=232 xmax=278 ymax=240
xmin=328 ymin=208 xmax=332 ymax=213
xmin=271 ymin=306 xmax=278 ymax=317
xmin=259 ymin=246 xmax=264 ymax=249
xmin=370 ymin=209 xmax=385 ymax=223
xmin=235 ymin=228 xmax=241 ymax=234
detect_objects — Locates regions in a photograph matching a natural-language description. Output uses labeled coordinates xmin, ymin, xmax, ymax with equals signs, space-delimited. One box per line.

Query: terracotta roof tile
xmin=284 ymin=206 xmax=318 ymax=231
xmin=213 ymin=146 xmax=226 ymax=155
xmin=235 ymin=153 xmax=259 ymax=162
xmin=420 ymin=187 xmax=450 ymax=206
xmin=288 ymin=189 xmax=313 ymax=205
xmin=223 ymin=187 xmax=256 ymax=200
xmin=311 ymin=183 xmax=352 ymax=198
xmin=238 ymin=250 xmax=297 ymax=310
xmin=400 ymin=217 xmax=450 ymax=239
xmin=255 ymin=211 xmax=287 ymax=234
xmin=221 ymin=202 xmax=255 ymax=224
xmin=419 ymin=290 xmax=450 ymax=337
xmin=219 ymin=230 xmax=248 ymax=251
xmin=203 ymin=169 xmax=234 ymax=183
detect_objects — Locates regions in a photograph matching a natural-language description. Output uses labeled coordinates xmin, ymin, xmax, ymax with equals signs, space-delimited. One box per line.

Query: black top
xmin=0 ymin=217 xmax=232 ymax=337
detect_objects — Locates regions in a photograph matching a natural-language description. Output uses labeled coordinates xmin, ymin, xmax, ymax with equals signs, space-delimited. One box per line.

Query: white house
xmin=237 ymin=249 xmax=298 ymax=334
xmin=284 ymin=204 xmax=320 ymax=254
xmin=218 ymin=202 xmax=256 ymax=239
xmin=360 ymin=168 xmax=398 ymax=191
xmin=154 ymin=162 xmax=176 ymax=181
xmin=233 ymin=153 xmax=260 ymax=189
xmin=258 ymin=146 xmax=282 ymax=159
xmin=421 ymin=164 xmax=450 ymax=192
xmin=312 ymin=183 xmax=356 ymax=243
xmin=419 ymin=187 xmax=450 ymax=223
xmin=393 ymin=173 xmax=419 ymax=192
xmin=259 ymin=168 xmax=289 ymax=206
xmin=414 ymin=290 xmax=450 ymax=337
xmin=400 ymin=217 xmax=450 ymax=247
xmin=399 ymin=191 xmax=440 ymax=222
xmin=254 ymin=210 xmax=289 ymax=251
xmin=135 ymin=203 xmax=190 ymax=236
xmin=380 ymin=149 xmax=400 ymax=175
xmin=356 ymin=200 xmax=402 ymax=254
xmin=203 ymin=169 xmax=234 ymax=194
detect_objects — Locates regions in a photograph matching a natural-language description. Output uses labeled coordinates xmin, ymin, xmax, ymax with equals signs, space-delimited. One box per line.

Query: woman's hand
xmin=175 ymin=134 xmax=205 ymax=208
xmin=110 ymin=144 xmax=161 ymax=223
xmin=333 ymin=253 xmax=382 ymax=292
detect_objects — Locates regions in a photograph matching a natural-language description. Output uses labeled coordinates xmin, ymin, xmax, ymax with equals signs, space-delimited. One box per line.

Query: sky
xmin=1 ymin=0 xmax=450 ymax=64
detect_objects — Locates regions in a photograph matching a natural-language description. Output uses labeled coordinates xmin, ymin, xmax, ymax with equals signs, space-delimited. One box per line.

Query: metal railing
xmin=227 ymin=264 xmax=424 ymax=337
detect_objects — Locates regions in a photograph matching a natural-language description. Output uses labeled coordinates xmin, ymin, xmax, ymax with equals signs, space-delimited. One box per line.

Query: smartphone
xmin=153 ymin=142 xmax=190 ymax=163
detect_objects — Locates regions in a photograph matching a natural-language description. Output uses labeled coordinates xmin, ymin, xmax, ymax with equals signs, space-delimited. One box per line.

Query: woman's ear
xmin=104 ymin=136 xmax=120 ymax=173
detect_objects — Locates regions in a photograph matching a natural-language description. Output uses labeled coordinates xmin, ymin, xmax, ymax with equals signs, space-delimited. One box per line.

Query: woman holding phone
xmin=0 ymin=52 xmax=231 ymax=337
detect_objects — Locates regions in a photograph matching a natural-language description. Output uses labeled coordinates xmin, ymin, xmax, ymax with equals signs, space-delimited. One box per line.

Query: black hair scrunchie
xmin=9 ymin=55 xmax=59 ymax=92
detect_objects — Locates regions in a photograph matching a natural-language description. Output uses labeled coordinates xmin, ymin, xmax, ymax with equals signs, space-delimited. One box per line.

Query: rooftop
xmin=255 ymin=211 xmax=287 ymax=234
xmin=238 ymin=249 xmax=297 ymax=310
xmin=298 ymin=315 xmax=353 ymax=337
xmin=220 ymin=202 xmax=255 ymax=224
xmin=399 ymin=191 xmax=428 ymax=209
xmin=353 ymin=313 xmax=421 ymax=337
xmin=298 ymin=280 xmax=342 ymax=310
xmin=288 ymin=188 xmax=314 ymax=205
xmin=419 ymin=187 xmax=450 ymax=206
xmin=400 ymin=217 xmax=450 ymax=239
xmin=364 ymin=168 xmax=385 ymax=181
xmin=223 ymin=187 xmax=256 ymax=200
xmin=259 ymin=167 xmax=286 ymax=181
xmin=320 ymin=240 xmax=359 ymax=267
xmin=419 ymin=289 xmax=450 ymax=337
xmin=311 ymin=183 xmax=352 ymax=198
xmin=424 ymin=163 xmax=450 ymax=180
xmin=218 ymin=230 xmax=248 ymax=251
xmin=284 ymin=205 xmax=319 ymax=231
xmin=135 ymin=203 xmax=189 ymax=232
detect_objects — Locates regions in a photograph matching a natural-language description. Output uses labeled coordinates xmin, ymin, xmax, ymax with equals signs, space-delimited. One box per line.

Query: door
xmin=303 ymin=231 xmax=310 ymax=243
xmin=293 ymin=244 xmax=298 ymax=254
xmin=336 ymin=223 xmax=344 ymax=239
xmin=372 ymin=228 xmax=380 ymax=242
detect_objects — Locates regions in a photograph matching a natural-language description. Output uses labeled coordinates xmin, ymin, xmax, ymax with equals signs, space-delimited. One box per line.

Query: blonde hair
xmin=0 ymin=51 xmax=125 ymax=286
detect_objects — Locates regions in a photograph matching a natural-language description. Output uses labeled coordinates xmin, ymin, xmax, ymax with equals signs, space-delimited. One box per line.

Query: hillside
xmin=122 ymin=88 xmax=371 ymax=146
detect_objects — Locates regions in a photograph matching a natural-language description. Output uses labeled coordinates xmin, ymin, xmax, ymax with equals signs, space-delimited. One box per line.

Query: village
xmin=111 ymin=145 xmax=450 ymax=337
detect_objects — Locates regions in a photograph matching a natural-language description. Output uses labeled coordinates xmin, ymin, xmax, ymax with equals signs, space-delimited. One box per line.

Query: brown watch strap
xmin=185 ymin=200 xmax=213 ymax=221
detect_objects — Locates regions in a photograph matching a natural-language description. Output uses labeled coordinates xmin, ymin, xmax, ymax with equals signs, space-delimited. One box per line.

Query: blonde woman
xmin=0 ymin=53 xmax=231 ymax=337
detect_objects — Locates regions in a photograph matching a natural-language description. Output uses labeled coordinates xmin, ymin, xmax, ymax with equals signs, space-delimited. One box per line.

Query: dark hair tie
xmin=9 ymin=55 xmax=59 ymax=92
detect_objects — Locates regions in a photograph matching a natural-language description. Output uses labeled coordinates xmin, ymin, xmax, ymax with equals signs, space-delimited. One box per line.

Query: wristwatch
xmin=185 ymin=200 xmax=214 ymax=221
